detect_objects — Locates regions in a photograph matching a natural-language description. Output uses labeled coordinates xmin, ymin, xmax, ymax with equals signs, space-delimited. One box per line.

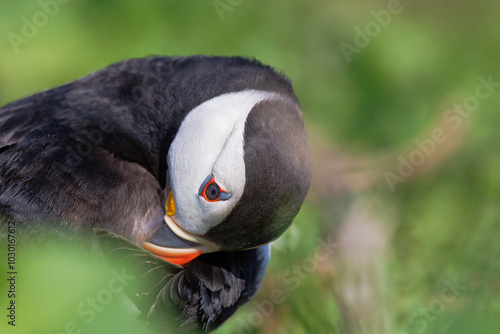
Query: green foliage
xmin=1 ymin=0 xmax=499 ymax=333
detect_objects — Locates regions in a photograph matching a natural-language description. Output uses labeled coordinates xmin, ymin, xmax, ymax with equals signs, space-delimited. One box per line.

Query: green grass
xmin=1 ymin=0 xmax=500 ymax=333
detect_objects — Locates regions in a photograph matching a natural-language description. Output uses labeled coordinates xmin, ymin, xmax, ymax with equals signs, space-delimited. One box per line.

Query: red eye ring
xmin=199 ymin=175 xmax=232 ymax=202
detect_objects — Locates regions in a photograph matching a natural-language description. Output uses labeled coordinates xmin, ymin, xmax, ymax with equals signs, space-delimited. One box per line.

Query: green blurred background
xmin=1 ymin=0 xmax=500 ymax=333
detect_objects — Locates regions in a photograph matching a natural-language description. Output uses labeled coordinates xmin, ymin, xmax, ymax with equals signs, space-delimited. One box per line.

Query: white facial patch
xmin=167 ymin=90 xmax=283 ymax=235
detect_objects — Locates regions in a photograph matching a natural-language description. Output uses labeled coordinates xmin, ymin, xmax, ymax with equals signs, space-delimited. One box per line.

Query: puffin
xmin=0 ymin=55 xmax=312 ymax=332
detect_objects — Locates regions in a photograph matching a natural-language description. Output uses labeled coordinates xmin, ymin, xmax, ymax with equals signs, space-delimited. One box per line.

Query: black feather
xmin=148 ymin=247 xmax=269 ymax=332
xmin=1 ymin=56 xmax=284 ymax=332
xmin=94 ymin=230 xmax=269 ymax=332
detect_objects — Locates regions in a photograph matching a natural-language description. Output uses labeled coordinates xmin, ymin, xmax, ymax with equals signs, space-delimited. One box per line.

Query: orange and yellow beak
xmin=142 ymin=242 xmax=204 ymax=266
xmin=142 ymin=191 xmax=217 ymax=266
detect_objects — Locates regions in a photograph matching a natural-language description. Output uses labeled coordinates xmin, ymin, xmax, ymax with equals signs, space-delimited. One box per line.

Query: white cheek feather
xmin=167 ymin=90 xmax=282 ymax=235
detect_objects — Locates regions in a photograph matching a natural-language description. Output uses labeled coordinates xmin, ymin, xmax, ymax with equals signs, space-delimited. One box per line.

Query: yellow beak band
xmin=166 ymin=190 xmax=176 ymax=216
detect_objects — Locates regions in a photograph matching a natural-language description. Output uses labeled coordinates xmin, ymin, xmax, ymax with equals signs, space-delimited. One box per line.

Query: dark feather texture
xmin=0 ymin=55 xmax=297 ymax=243
xmin=95 ymin=230 xmax=269 ymax=332
xmin=0 ymin=55 xmax=298 ymax=331
xmin=149 ymin=246 xmax=269 ymax=332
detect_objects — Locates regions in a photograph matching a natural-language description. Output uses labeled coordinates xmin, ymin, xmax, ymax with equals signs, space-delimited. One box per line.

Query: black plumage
xmin=0 ymin=55 xmax=309 ymax=331
xmin=95 ymin=229 xmax=268 ymax=332
xmin=0 ymin=56 xmax=299 ymax=243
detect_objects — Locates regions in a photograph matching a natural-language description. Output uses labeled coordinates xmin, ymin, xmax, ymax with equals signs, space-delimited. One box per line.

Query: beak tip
xmin=142 ymin=242 xmax=203 ymax=266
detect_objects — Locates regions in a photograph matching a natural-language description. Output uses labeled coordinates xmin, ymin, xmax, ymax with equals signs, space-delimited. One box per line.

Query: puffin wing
xmin=0 ymin=98 xmax=41 ymax=150
xmin=0 ymin=58 xmax=173 ymax=238
xmin=147 ymin=245 xmax=271 ymax=332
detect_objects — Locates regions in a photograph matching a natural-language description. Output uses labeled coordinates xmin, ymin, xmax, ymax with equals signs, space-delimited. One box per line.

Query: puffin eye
xmin=198 ymin=174 xmax=232 ymax=202
xmin=205 ymin=183 xmax=220 ymax=201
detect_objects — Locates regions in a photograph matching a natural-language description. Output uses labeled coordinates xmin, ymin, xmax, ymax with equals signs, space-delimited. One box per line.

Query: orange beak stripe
xmin=143 ymin=242 xmax=203 ymax=266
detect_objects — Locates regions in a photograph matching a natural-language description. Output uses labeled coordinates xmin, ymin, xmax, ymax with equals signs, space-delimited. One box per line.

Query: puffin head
xmin=143 ymin=89 xmax=312 ymax=265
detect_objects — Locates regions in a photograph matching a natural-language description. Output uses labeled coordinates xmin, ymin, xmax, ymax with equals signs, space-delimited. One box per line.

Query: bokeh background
xmin=1 ymin=0 xmax=500 ymax=333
